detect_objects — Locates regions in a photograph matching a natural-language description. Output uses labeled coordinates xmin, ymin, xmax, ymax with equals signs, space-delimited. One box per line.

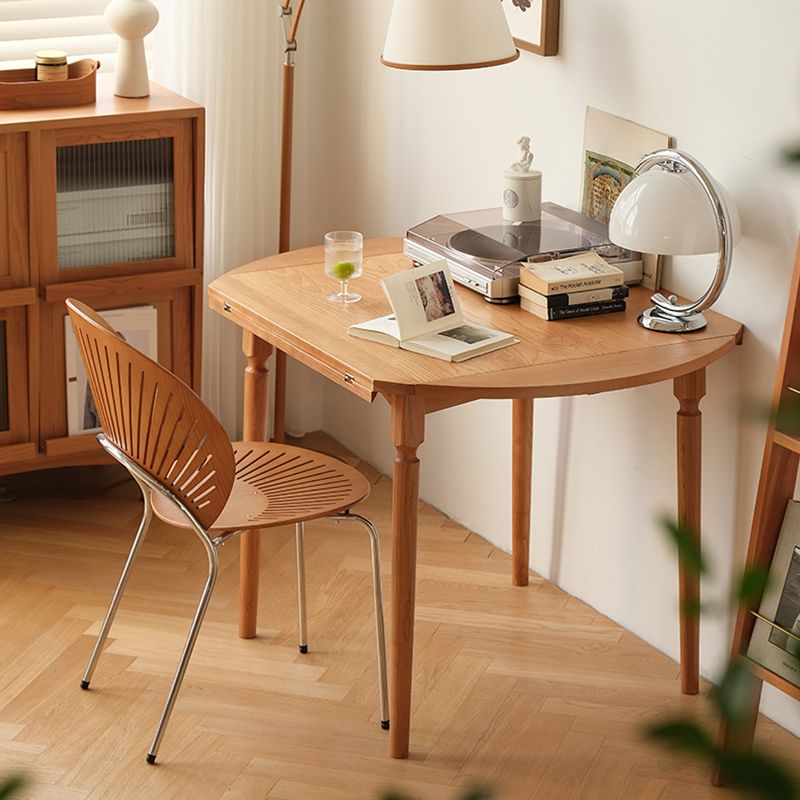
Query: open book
xmin=348 ymin=261 xmax=517 ymax=362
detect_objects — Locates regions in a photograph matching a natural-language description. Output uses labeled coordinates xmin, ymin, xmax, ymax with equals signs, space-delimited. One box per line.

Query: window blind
xmin=0 ymin=0 xmax=125 ymax=72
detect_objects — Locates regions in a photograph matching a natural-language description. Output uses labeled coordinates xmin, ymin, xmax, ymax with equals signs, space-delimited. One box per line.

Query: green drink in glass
xmin=324 ymin=230 xmax=363 ymax=303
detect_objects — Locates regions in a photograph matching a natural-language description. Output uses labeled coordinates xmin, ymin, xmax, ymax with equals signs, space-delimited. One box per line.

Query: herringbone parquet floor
xmin=0 ymin=433 xmax=798 ymax=800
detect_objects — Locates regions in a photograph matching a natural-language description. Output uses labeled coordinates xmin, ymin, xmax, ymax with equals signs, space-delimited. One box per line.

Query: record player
xmin=404 ymin=203 xmax=643 ymax=303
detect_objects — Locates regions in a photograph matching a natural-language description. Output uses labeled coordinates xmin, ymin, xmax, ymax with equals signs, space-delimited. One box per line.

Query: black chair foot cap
xmin=299 ymin=645 xmax=308 ymax=654
xmin=381 ymin=720 xmax=390 ymax=730
xmin=80 ymin=680 xmax=90 ymax=690
xmin=146 ymin=754 xmax=156 ymax=765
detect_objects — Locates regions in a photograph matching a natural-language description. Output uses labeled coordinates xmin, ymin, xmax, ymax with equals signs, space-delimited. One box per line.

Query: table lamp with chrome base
xmin=608 ymin=149 xmax=741 ymax=333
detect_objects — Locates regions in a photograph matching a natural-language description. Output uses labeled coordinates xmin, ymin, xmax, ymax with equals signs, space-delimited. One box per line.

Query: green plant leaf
xmin=746 ymin=396 xmax=800 ymax=433
xmin=661 ymin=517 xmax=707 ymax=578
xmin=458 ymin=789 xmax=492 ymax=800
xmin=681 ymin=598 xmax=721 ymax=618
xmin=645 ymin=719 xmax=716 ymax=757
xmin=0 ymin=776 xmax=25 ymax=800
xmin=783 ymin=144 xmax=800 ymax=165
xmin=774 ymin=399 xmax=800 ymax=434
xmin=737 ymin=565 xmax=772 ymax=607
xmin=379 ymin=791 xmax=490 ymax=800
xmin=711 ymin=660 xmax=759 ymax=726
xmin=716 ymin=750 xmax=798 ymax=800
xmin=645 ymin=718 xmax=799 ymax=798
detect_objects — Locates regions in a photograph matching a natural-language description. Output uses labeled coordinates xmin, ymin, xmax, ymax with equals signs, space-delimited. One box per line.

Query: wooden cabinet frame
xmin=0 ymin=304 xmax=30 ymax=449
xmin=0 ymin=78 xmax=204 ymax=477
xmin=0 ymin=133 xmax=29 ymax=290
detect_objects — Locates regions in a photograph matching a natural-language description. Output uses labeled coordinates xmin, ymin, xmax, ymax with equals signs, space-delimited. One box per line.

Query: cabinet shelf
xmin=773 ymin=430 xmax=800 ymax=455
xmin=745 ymin=658 xmax=800 ymax=704
xmin=0 ymin=442 xmax=36 ymax=466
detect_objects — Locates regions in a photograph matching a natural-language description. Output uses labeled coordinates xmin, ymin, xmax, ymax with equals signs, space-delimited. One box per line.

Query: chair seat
xmin=151 ymin=442 xmax=371 ymax=532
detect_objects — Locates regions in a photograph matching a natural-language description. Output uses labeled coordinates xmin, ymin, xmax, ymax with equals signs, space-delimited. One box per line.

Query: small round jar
xmin=503 ymin=169 xmax=542 ymax=223
xmin=35 ymin=50 xmax=68 ymax=82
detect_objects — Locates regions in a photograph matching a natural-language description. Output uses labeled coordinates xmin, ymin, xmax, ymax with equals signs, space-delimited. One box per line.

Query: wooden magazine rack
xmin=716 ymin=237 xmax=800 ymax=774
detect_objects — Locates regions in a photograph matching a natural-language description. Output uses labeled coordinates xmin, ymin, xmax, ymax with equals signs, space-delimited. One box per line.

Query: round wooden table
xmin=209 ymin=237 xmax=743 ymax=759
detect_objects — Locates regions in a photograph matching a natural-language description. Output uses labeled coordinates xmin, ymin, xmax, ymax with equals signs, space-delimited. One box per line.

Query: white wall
xmin=285 ymin=0 xmax=800 ymax=734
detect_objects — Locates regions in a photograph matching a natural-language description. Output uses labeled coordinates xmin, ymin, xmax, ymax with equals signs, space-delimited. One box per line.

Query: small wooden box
xmin=0 ymin=59 xmax=99 ymax=111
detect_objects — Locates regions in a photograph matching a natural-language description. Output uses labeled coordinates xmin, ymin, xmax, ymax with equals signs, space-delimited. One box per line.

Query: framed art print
xmin=500 ymin=0 xmax=560 ymax=57
xmin=581 ymin=107 xmax=673 ymax=225
xmin=581 ymin=107 xmax=674 ymax=289
xmin=64 ymin=305 xmax=158 ymax=437
xmin=747 ymin=500 xmax=800 ymax=688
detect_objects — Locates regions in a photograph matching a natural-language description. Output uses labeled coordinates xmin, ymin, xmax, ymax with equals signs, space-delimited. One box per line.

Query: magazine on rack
xmin=347 ymin=261 xmax=517 ymax=362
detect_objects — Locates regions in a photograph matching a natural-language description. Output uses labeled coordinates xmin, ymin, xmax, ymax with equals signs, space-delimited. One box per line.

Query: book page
xmin=409 ymin=323 xmax=513 ymax=358
xmin=381 ymin=261 xmax=463 ymax=341
xmin=348 ymin=313 xmax=401 ymax=341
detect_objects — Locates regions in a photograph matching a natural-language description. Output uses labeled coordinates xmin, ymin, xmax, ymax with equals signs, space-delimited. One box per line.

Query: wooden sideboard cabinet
xmin=0 ymin=78 xmax=204 ymax=476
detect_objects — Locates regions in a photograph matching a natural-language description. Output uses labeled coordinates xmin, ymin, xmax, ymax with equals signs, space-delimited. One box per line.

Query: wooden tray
xmin=0 ymin=59 xmax=99 ymax=110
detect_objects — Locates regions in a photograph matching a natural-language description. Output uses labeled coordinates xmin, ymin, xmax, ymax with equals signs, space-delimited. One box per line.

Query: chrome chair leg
xmin=81 ymin=481 xmax=153 ymax=690
xmin=335 ymin=513 xmax=390 ymax=730
xmin=147 ymin=529 xmax=219 ymax=764
xmin=295 ymin=522 xmax=309 ymax=654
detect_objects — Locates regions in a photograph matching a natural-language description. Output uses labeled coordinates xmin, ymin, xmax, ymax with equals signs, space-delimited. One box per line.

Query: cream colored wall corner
xmin=290 ymin=0 xmax=800 ymax=735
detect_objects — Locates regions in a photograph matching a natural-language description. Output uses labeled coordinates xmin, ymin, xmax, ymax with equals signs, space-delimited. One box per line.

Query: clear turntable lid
xmin=407 ymin=204 xmax=613 ymax=268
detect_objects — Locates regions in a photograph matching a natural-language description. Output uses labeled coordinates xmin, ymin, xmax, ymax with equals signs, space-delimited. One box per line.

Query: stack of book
xmin=518 ymin=251 xmax=628 ymax=321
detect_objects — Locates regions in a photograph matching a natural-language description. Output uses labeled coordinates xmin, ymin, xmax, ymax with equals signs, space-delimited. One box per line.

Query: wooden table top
xmin=208 ymin=238 xmax=743 ymax=403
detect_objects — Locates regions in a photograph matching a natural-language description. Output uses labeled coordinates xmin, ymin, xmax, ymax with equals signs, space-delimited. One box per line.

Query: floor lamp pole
xmin=273 ymin=0 xmax=306 ymax=443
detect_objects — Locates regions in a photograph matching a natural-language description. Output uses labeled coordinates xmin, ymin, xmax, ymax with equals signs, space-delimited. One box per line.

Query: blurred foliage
xmin=743 ymin=393 xmax=800 ymax=437
xmin=663 ymin=517 xmax=707 ymax=579
xmin=650 ymin=519 xmax=798 ymax=799
xmin=0 ymin=776 xmax=25 ymax=800
xmin=380 ymin=789 xmax=491 ymax=800
xmin=784 ymin=145 xmax=800 ymax=165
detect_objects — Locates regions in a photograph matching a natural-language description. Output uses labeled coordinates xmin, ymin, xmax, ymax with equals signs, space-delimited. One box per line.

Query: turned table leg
xmin=388 ymin=394 xmax=425 ymax=759
xmin=674 ymin=368 xmax=706 ymax=695
xmin=512 ymin=398 xmax=534 ymax=586
xmin=273 ymin=350 xmax=287 ymax=444
xmin=239 ymin=331 xmax=273 ymax=639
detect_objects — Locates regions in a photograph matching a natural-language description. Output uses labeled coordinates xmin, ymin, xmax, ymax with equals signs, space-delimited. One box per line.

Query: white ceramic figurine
xmin=510 ymin=136 xmax=534 ymax=173
xmin=105 ymin=0 xmax=159 ymax=98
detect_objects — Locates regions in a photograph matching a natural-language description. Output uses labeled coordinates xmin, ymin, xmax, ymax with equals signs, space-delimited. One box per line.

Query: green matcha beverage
xmin=324 ymin=230 xmax=363 ymax=303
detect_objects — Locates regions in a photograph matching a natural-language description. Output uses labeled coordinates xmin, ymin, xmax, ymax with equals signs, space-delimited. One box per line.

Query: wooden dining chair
xmin=66 ymin=298 xmax=389 ymax=764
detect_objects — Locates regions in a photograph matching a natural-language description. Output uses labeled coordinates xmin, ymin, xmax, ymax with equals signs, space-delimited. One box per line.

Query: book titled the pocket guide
xmin=348 ymin=261 xmax=517 ymax=362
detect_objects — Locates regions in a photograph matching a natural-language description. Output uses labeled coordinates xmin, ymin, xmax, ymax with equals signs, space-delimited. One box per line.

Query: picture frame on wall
xmin=747 ymin=500 xmax=800 ymax=688
xmin=64 ymin=305 xmax=158 ymax=437
xmin=500 ymin=0 xmax=560 ymax=57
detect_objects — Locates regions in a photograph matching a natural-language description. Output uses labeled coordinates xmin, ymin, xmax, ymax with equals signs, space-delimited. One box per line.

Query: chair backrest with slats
xmin=66 ymin=299 xmax=236 ymax=530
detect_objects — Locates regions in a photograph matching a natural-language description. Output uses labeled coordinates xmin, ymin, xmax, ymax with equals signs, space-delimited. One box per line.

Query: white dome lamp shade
xmin=382 ymin=0 xmax=520 ymax=70
xmin=608 ymin=149 xmax=741 ymax=333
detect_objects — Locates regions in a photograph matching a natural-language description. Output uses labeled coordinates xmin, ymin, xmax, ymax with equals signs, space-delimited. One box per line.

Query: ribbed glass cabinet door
xmin=56 ymin=138 xmax=175 ymax=270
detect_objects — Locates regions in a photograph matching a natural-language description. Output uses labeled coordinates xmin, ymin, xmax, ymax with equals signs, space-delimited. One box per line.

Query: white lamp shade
xmin=382 ymin=0 xmax=519 ymax=70
xmin=609 ymin=169 xmax=741 ymax=256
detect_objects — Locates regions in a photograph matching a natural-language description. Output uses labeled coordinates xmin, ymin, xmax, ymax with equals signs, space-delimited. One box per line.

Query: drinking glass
xmin=324 ymin=230 xmax=363 ymax=303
